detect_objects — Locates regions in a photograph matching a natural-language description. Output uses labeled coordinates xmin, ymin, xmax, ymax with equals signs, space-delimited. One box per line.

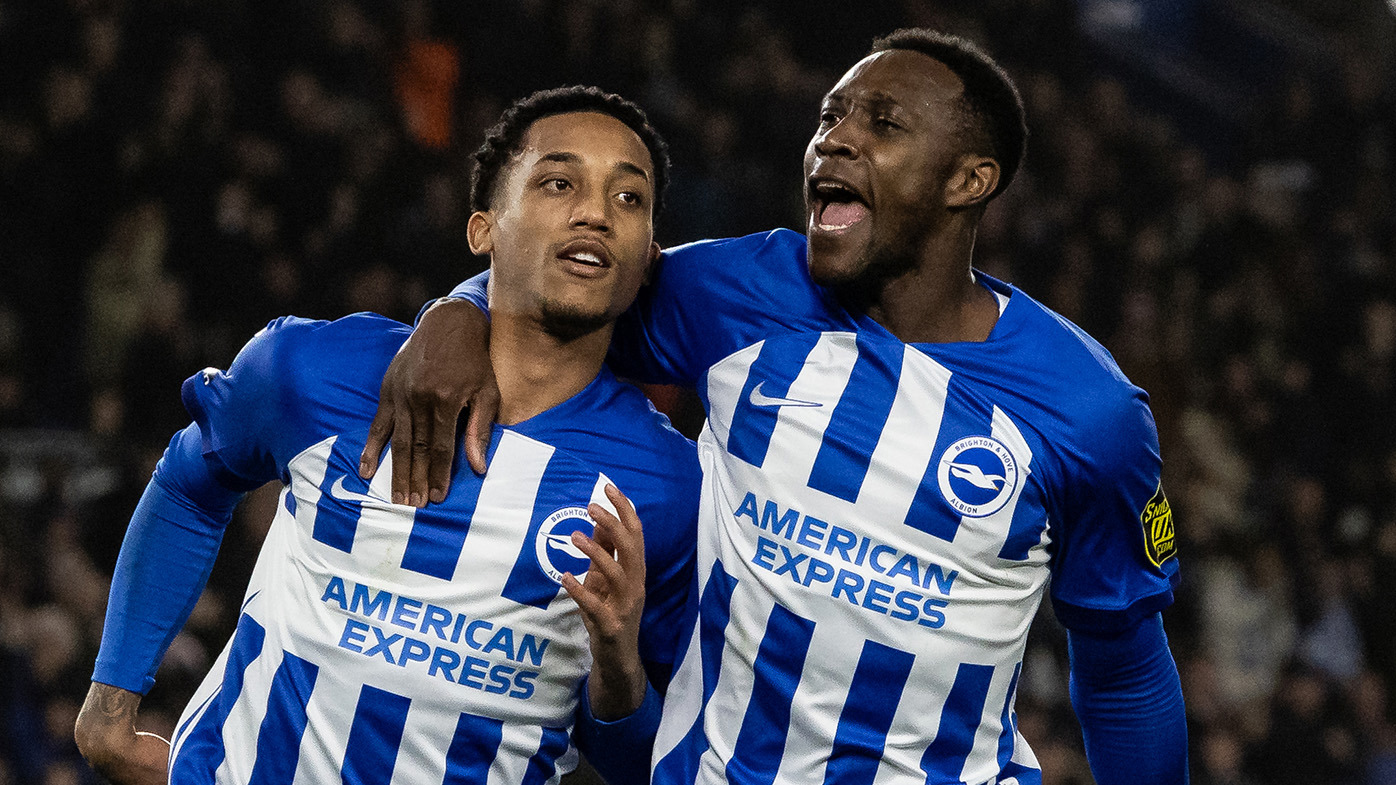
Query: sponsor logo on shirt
xmin=1140 ymin=483 xmax=1177 ymax=567
xmin=936 ymin=436 xmax=1019 ymax=517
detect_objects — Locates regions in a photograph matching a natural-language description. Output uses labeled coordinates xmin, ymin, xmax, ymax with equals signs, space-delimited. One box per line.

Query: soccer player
xmin=365 ymin=30 xmax=1188 ymax=785
xmin=73 ymin=86 xmax=700 ymax=785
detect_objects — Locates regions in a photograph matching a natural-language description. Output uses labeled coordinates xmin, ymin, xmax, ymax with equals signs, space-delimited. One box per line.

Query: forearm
xmin=1068 ymin=613 xmax=1188 ymax=784
xmin=574 ymin=678 xmax=662 ymax=785
xmin=75 ymin=683 xmax=171 ymax=785
xmin=94 ymin=424 xmax=241 ymax=693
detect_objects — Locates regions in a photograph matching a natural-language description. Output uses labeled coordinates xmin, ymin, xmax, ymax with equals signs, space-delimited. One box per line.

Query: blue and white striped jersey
xmin=103 ymin=313 xmax=700 ymax=785
xmin=600 ymin=229 xmax=1181 ymax=785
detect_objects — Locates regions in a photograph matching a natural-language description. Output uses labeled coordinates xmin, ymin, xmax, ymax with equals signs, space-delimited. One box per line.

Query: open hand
xmin=561 ymin=483 xmax=649 ymax=720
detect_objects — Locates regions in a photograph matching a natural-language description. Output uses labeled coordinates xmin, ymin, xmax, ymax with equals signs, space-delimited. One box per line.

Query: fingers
xmin=595 ymin=484 xmax=646 ymax=581
xmin=389 ymin=402 xmax=414 ymax=506
xmin=463 ymin=377 xmax=501 ymax=476
xmin=425 ymin=403 xmax=457 ymax=504
xmin=570 ymin=528 xmax=627 ymax=588
xmin=359 ymin=389 xmax=395 ymax=478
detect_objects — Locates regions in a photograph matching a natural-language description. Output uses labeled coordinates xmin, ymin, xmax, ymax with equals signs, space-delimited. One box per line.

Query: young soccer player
xmin=75 ymin=86 xmax=699 ymax=785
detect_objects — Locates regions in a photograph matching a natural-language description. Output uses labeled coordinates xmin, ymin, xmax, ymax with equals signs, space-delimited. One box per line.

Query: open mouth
xmin=810 ymin=178 xmax=870 ymax=231
xmin=557 ymin=239 xmax=611 ymax=269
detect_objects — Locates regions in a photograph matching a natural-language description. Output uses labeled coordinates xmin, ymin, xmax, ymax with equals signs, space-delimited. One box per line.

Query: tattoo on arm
xmin=85 ymin=682 xmax=141 ymax=726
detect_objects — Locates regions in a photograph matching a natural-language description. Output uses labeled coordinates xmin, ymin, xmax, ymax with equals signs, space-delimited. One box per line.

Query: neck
xmin=847 ymin=218 xmax=999 ymax=344
xmin=490 ymin=313 xmax=612 ymax=425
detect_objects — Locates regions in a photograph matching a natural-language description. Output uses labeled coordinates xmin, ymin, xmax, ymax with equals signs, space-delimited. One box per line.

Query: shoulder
xmin=661 ymin=228 xmax=809 ymax=287
xmin=589 ymin=378 xmax=702 ymax=494
xmin=984 ymin=287 xmax=1158 ymax=478
xmin=664 ymin=228 xmax=807 ymax=263
xmin=240 ymin=312 xmax=410 ymax=395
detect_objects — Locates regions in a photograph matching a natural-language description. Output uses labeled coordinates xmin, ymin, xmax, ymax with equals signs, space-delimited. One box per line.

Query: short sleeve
xmin=1048 ymin=388 xmax=1180 ymax=633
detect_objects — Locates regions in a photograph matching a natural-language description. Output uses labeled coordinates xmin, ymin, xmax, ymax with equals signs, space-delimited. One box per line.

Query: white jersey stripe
xmin=454 ymin=433 xmax=554 ymax=590
xmin=214 ymin=645 xmax=285 ymax=785
xmin=853 ymin=346 xmax=952 ymax=526
xmin=486 ymin=724 xmax=542 ymax=785
xmin=703 ymin=342 xmax=764 ymax=448
xmin=762 ymin=333 xmax=858 ymax=490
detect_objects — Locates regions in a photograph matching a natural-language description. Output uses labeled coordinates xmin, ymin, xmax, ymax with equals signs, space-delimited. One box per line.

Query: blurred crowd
xmin=0 ymin=0 xmax=1393 ymax=783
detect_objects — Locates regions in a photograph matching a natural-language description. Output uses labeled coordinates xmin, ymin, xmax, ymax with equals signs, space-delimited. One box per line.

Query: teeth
xmin=570 ymin=251 xmax=603 ymax=266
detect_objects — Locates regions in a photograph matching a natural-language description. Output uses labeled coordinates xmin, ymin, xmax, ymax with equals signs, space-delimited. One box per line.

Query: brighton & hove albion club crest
xmin=936 ymin=436 xmax=1020 ymax=518
xmin=1140 ymin=483 xmax=1177 ymax=567
xmin=535 ymin=506 xmax=595 ymax=584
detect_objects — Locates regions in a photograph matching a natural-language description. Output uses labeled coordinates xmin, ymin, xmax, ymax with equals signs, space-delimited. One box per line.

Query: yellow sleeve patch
xmin=1141 ymin=483 xmax=1177 ymax=568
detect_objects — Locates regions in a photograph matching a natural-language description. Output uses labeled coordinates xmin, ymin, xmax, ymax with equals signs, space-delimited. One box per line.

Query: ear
xmin=642 ymin=241 xmax=661 ymax=286
xmin=944 ymin=155 xmax=1000 ymax=209
xmin=466 ymin=211 xmax=494 ymax=256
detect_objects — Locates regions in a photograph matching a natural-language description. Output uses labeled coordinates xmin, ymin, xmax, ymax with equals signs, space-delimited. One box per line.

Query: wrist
xmin=587 ymin=657 xmax=647 ymax=721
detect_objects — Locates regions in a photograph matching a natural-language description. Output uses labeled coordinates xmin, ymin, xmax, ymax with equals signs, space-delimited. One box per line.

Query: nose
xmin=813 ymin=117 xmax=859 ymax=160
xmin=570 ymin=186 xmax=611 ymax=233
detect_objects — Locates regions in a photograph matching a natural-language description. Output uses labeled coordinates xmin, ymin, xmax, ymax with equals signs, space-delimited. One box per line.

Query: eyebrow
xmin=537 ymin=151 xmax=650 ymax=181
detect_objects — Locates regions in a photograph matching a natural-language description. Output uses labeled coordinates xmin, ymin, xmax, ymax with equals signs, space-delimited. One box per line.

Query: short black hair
xmin=869 ymin=29 xmax=1027 ymax=200
xmin=470 ymin=86 xmax=671 ymax=220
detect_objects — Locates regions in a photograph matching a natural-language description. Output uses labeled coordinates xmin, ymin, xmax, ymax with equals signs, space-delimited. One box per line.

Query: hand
xmin=359 ymin=298 xmax=500 ymax=506
xmin=562 ymin=484 xmax=649 ymax=720
xmin=74 ymin=683 xmax=171 ymax=785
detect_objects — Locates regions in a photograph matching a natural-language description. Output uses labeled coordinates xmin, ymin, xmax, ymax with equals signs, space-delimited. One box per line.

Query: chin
xmin=538 ymin=299 xmax=611 ymax=342
xmin=806 ymin=240 xmax=867 ymax=287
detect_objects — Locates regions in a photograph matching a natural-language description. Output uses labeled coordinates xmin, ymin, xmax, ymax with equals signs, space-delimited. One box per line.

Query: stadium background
xmin=0 ymin=0 xmax=1393 ymax=782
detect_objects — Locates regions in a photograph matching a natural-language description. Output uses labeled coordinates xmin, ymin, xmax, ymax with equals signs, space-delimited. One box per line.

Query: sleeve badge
xmin=1140 ymin=483 xmax=1177 ymax=567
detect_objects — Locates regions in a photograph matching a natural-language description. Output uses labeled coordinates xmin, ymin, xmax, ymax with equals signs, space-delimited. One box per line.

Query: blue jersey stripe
xmin=905 ymin=375 xmax=993 ymax=542
xmin=246 ymin=651 xmax=319 ymax=785
xmin=520 ymin=726 xmax=571 ymax=785
xmin=726 ymin=604 xmax=816 ymax=785
xmin=994 ymin=663 xmax=1023 ymax=773
xmin=726 ymin=334 xmax=822 ymax=469
xmin=997 ymin=481 xmax=1045 ymax=561
xmin=340 ymin=685 xmax=411 ymax=785
xmin=919 ymin=663 xmax=995 ymax=783
xmin=311 ymin=441 xmax=368 ymax=553
xmin=169 ymin=613 xmax=267 ymax=782
xmin=401 ymin=496 xmax=481 ymax=579
xmin=501 ymin=452 xmax=599 ymax=609
xmin=823 ymin=640 xmax=916 ymax=785
xmin=653 ymin=560 xmax=738 ymax=785
xmin=442 ymin=712 xmax=505 ymax=784
xmin=807 ymin=333 xmax=902 ymax=502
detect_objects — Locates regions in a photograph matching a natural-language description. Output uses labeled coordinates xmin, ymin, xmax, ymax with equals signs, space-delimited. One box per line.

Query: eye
xmin=818 ymin=110 xmax=841 ymax=126
xmin=542 ymin=177 xmax=571 ymax=191
xmin=873 ymin=116 xmax=901 ymax=131
xmin=617 ymin=191 xmax=644 ymax=206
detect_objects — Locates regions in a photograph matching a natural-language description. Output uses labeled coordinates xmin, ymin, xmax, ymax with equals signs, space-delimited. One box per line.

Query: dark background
xmin=0 ymin=1 xmax=1394 ymax=783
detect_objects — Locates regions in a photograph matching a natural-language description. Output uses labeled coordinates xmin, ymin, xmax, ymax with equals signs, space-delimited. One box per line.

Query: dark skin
xmin=359 ymin=49 xmax=1006 ymax=506
xmin=76 ymin=111 xmax=662 ymax=783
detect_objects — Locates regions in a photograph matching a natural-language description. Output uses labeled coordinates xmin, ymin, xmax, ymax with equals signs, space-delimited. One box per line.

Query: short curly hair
xmin=869 ymin=29 xmax=1027 ymax=200
xmin=470 ymin=86 xmax=671 ymax=220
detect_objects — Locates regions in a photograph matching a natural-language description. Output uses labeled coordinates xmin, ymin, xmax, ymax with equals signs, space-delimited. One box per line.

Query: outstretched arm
xmin=1068 ymin=612 xmax=1188 ymax=784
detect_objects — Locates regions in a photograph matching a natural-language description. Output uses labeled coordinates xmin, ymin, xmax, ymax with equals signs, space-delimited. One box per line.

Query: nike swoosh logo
xmin=748 ymin=381 xmax=822 ymax=409
xmin=328 ymin=475 xmax=383 ymax=505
